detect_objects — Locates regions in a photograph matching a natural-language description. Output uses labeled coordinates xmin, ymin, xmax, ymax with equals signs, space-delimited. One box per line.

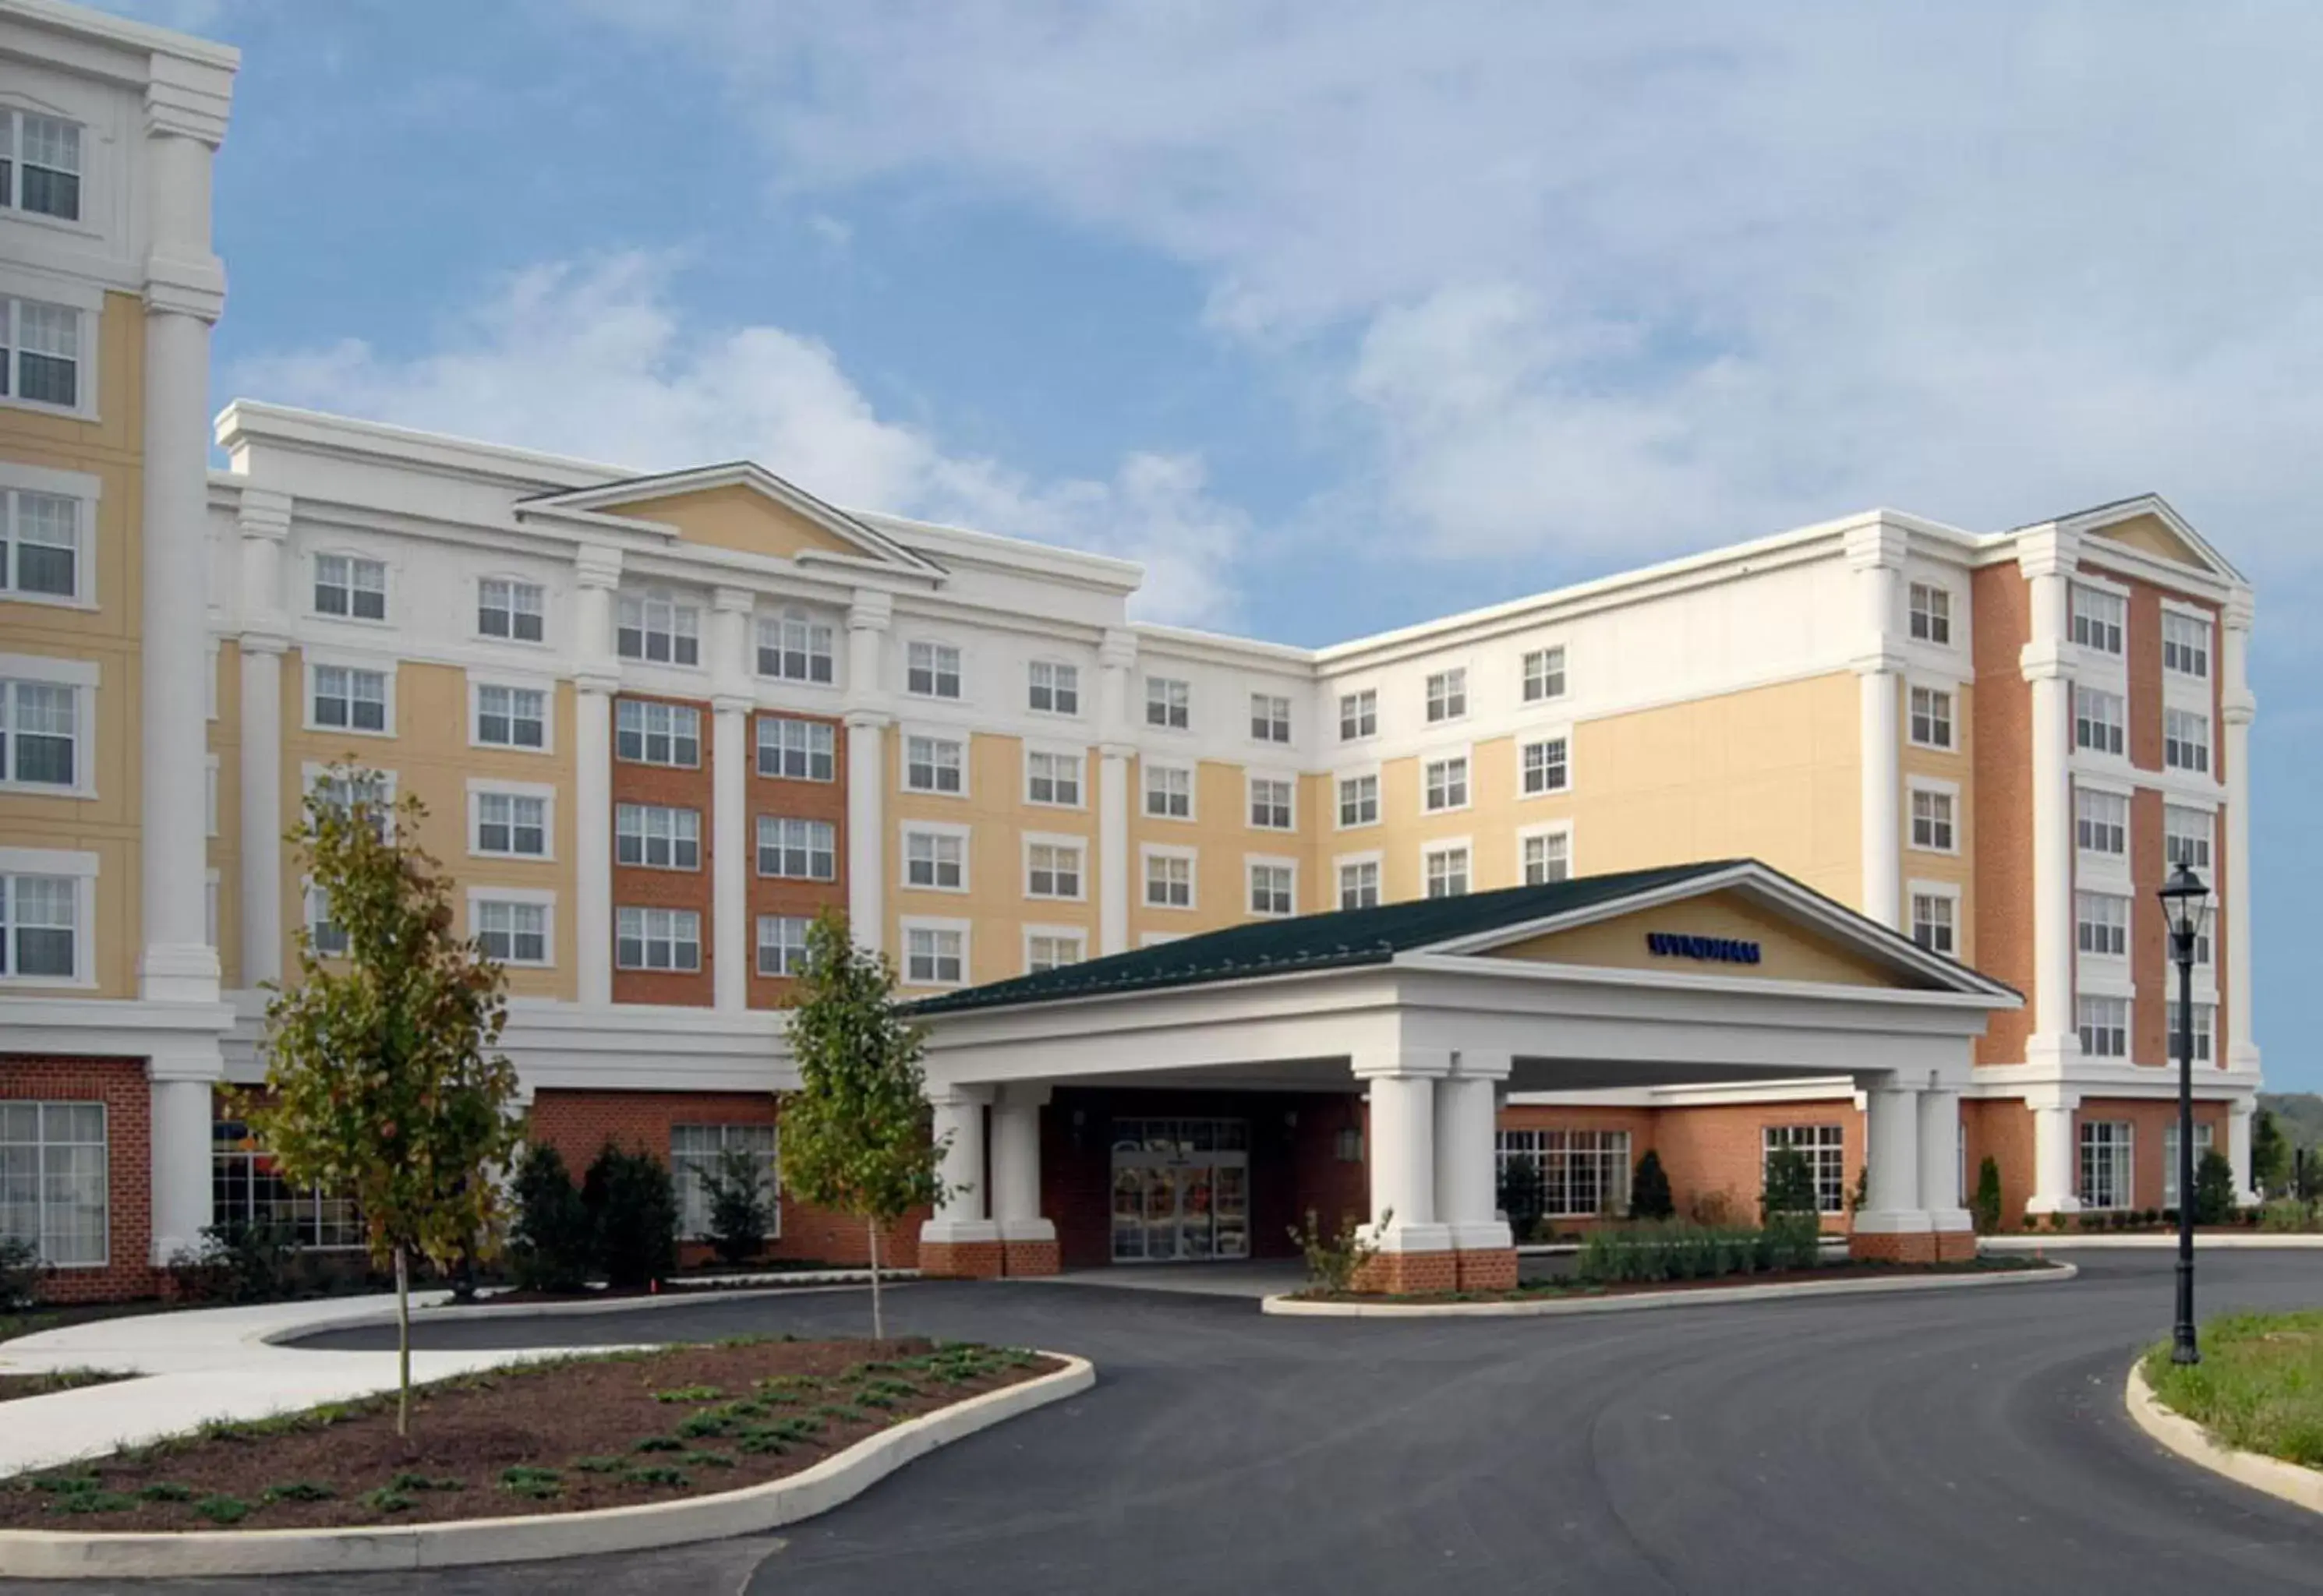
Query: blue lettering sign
xmin=1646 ymin=931 xmax=1762 ymax=966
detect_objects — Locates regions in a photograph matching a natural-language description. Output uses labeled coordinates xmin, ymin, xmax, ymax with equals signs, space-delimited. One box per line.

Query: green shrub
xmin=631 ymin=1435 xmax=684 ymax=1453
xmin=165 ymin=1220 xmax=306 ymax=1305
xmin=193 ymin=1495 xmax=251 ymax=1525
xmin=582 ymin=1142 xmax=678 ymax=1290
xmin=136 ymin=1482 xmax=195 ymax=1503
xmin=571 ymin=1455 xmax=628 ymax=1474
xmin=1760 ymin=1147 xmax=1818 ymax=1222
xmin=262 ymin=1481 xmax=334 ymax=1503
xmin=508 ymin=1142 xmax=594 ymax=1294
xmin=1761 ymin=1214 xmax=1821 ymax=1272
xmin=498 ymin=1466 xmax=563 ymax=1499
xmin=361 ymin=1489 xmax=414 ymax=1513
xmin=386 ymin=1471 xmax=461 ymax=1492
xmin=652 ymin=1385 xmax=722 ymax=1403
xmin=1496 ymin=1155 xmax=1545 ymax=1239
xmin=675 ymin=1411 xmax=733 ymax=1439
xmin=1628 ymin=1150 xmax=1674 ymax=1221
xmin=1289 ymin=1206 xmax=1385 ymax=1294
xmin=2260 ymin=1199 xmax=2319 ymax=1234
xmin=1971 ymin=1156 xmax=2003 ymax=1236
xmin=0 ymin=1235 xmax=44 ymax=1312
xmin=2194 ymin=1148 xmax=2237 ymax=1227
xmin=701 ymin=1145 xmax=776 ymax=1267
xmin=625 ymin=1466 xmax=688 ymax=1488
xmin=57 ymin=1491 xmax=138 ymax=1514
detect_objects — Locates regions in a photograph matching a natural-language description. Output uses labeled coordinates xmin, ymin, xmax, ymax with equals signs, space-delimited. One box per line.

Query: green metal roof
xmin=903 ymin=859 xmax=1747 ymax=1018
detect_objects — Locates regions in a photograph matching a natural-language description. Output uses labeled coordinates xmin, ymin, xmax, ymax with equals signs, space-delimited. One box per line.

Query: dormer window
xmin=2 ymin=112 xmax=80 ymax=222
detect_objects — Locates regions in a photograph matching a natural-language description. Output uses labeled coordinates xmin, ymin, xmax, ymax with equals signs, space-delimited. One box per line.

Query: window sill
xmin=0 ymin=393 xmax=96 ymax=425
xmin=0 ymin=589 xmax=96 ymax=613
xmin=305 ymin=723 xmax=395 ymax=740
xmin=0 ymin=973 xmax=97 ymax=992
xmin=0 ymin=779 xmax=96 ymax=800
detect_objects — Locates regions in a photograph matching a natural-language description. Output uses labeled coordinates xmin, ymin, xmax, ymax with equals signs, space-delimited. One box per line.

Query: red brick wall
xmin=1962 ymin=1096 xmax=2035 ymax=1224
xmin=610 ymin=694 xmax=716 ymax=1008
xmin=2130 ymin=787 xmax=2169 ymax=1068
xmin=2109 ymin=564 xmax=2166 ymax=775
xmin=748 ymin=709 xmax=849 ymax=1010
xmin=1971 ymin=562 xmax=2036 ymax=1067
xmin=2075 ymin=1096 xmax=2229 ymax=1212
xmin=1649 ymin=1099 xmax=1862 ymax=1231
xmin=1 ymin=1057 xmax=154 ymax=1302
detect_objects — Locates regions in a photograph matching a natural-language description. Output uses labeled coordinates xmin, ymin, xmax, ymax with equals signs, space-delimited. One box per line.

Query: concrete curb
xmin=1261 ymin=1262 xmax=2076 ymax=1318
xmin=2126 ymin=1358 xmax=2323 ymax=1513
xmin=264 ymin=1281 xmax=898 ymax=1344
xmin=0 ymin=1353 xmax=1094 ymax=1580
xmin=1985 ymin=1234 xmax=2323 ymax=1251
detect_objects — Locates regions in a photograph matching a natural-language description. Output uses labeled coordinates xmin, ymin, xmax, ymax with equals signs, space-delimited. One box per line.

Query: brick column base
xmin=1002 ymin=1239 xmax=1061 ymax=1277
xmin=918 ymin=1239 xmax=1004 ymax=1279
xmin=1932 ymin=1228 xmax=1978 ymax=1262
xmin=1349 ymin=1248 xmax=1459 ymax=1296
xmin=1455 ymin=1248 xmax=1520 ymax=1292
xmin=1848 ymin=1229 xmax=1938 ymax=1265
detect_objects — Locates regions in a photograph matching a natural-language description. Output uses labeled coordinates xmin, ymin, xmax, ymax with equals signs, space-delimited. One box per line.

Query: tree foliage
xmin=507 ymin=1142 xmax=593 ymax=1293
xmin=1760 ymin=1146 xmax=1819 ymax=1221
xmin=2254 ymin=1109 xmax=2291 ymax=1200
xmin=1971 ymin=1154 xmax=2004 ymax=1235
xmin=780 ymin=911 xmax=950 ymax=1337
xmin=2194 ymin=1146 xmax=2239 ymax=1227
xmin=1628 ymin=1149 xmax=1675 ymax=1221
xmin=582 ymin=1142 xmax=680 ymax=1288
xmin=249 ymin=768 xmax=523 ymax=1435
xmin=702 ymin=1146 xmax=776 ymax=1267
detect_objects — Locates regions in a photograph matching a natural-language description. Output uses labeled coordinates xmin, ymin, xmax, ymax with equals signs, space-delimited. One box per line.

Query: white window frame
xmin=311 ymin=549 xmax=391 ymax=626
xmin=1142 ymin=843 xmax=1197 ymax=911
xmin=1024 ymin=743 xmax=1085 ymax=809
xmin=1908 ymin=777 xmax=1959 ymax=855
xmin=1336 ymin=851 xmax=1383 ymax=910
xmin=2163 ymin=1001 xmax=2217 ymax=1068
xmin=2077 ymin=995 xmax=2130 ymax=1060
xmin=1024 ymin=832 xmax=1088 ymax=902
xmin=0 ymin=282 xmax=96 ymax=421
xmin=1023 ymin=925 xmax=1087 ymax=975
xmin=466 ymin=886 xmax=555 ymax=969
xmin=614 ymin=697 xmax=702 ymax=768
xmin=476 ymin=574 xmax=548 ymax=645
xmin=1337 ymin=688 xmax=1377 ymax=742
xmin=0 ymin=1099 xmax=108 ymax=1269
xmin=2161 ymin=606 xmax=2213 ymax=682
xmin=755 ymin=714 xmax=837 ymax=782
xmin=2162 ymin=1121 xmax=2216 ymax=1208
xmin=2163 ymin=707 xmax=2212 ymax=775
xmin=1249 ymin=690 xmax=1293 ymax=746
xmin=1145 ymin=674 xmax=1191 ymax=732
xmin=1907 ymin=681 xmax=1956 ymax=752
xmin=617 ymin=587 xmax=702 ymax=669
xmin=1908 ymin=880 xmax=1960 ymax=957
xmin=615 ymin=905 xmax=702 ymax=973
xmin=1907 ymin=581 xmax=1954 ymax=647
xmin=468 ymin=676 xmax=554 ymax=754
xmin=1521 ymin=645 xmax=1568 ymax=703
xmin=2070 ymin=582 xmax=2126 ymax=657
xmin=1423 ymin=839 xmax=1473 ymax=900
xmin=900 ymin=916 xmax=971 ymax=987
xmin=0 ymin=461 xmax=98 ymax=609
xmin=755 ymin=608 xmax=837 ymax=686
xmin=1335 ymin=768 xmax=1381 ymax=830
xmin=0 ymin=846 xmax=97 ymax=990
xmin=1764 ymin=1125 xmax=1849 ymax=1214
xmin=1517 ymin=733 xmax=1571 ymax=798
xmin=1519 ymin=822 xmax=1574 ymax=886
xmin=468 ymin=779 xmax=557 ymax=862
xmin=756 ymin=914 xmax=813 ymax=978
xmin=1142 ymin=757 xmax=1195 ymax=821
xmin=0 ymin=653 xmax=96 ymax=796
xmin=757 ymin=814 xmax=838 ymax=882
xmin=2075 ymin=890 xmax=2130 ymax=960
xmin=614 ymin=800 xmax=701 ymax=872
xmin=2075 ymin=786 xmax=2128 ymax=859
xmin=2164 ymin=803 xmax=2215 ymax=876
xmin=905 ymin=638 xmax=964 ymax=701
xmin=2078 ymin=1119 xmax=2134 ymax=1209
xmin=1424 ymin=666 xmax=1468 ymax=724
xmin=1246 ymin=855 xmax=1297 ymax=918
xmin=2074 ymin=685 xmax=2127 ymax=759
xmin=1423 ymin=750 xmax=1473 ymax=814
xmin=671 ymin=1123 xmax=780 ymax=1240
xmin=1027 ymin=659 xmax=1081 ymax=718
xmin=902 ymin=730 xmax=967 ymax=796
xmin=901 ymin=821 xmax=971 ymax=894
xmin=302 ymin=654 xmax=394 ymax=740
xmin=1246 ymin=772 xmax=1296 ymax=831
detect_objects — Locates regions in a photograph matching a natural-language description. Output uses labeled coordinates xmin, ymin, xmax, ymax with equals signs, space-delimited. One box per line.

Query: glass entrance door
xmin=1109 ymin=1118 xmax=1250 ymax=1263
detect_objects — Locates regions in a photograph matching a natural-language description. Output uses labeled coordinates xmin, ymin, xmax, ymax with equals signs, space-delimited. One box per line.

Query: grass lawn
xmin=2145 ymin=1310 xmax=2323 ymax=1467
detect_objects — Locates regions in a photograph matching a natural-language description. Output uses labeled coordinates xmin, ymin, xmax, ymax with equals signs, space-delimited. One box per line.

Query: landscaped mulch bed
xmin=0 ymin=1338 xmax=1059 ymax=1533
xmin=1301 ymin=1255 xmax=2060 ymax=1304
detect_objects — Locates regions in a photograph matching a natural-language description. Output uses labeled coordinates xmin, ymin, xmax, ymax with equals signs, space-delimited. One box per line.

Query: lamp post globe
xmin=2156 ymin=862 xmax=2212 ymax=1366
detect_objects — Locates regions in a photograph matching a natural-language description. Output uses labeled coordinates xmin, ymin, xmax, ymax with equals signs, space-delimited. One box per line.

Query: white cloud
xmin=230 ymin=252 xmax=1248 ymax=627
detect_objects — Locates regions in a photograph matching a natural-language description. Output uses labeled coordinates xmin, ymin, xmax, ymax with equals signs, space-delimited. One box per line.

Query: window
xmin=0 ymin=678 xmax=77 ymax=785
xmin=477 ymin=578 xmax=544 ymax=642
xmin=756 ymin=610 xmax=835 ymax=683
xmin=756 ymin=916 xmax=811 ymax=977
xmin=672 ymin=1124 xmax=777 ymax=1240
xmin=905 ymin=924 xmax=965 ymax=985
xmin=1911 ymin=890 xmax=1956 ymax=955
xmin=1908 ymin=686 xmax=1954 ymax=750
xmin=474 ymin=899 xmax=549 ymax=965
xmin=617 ymin=590 xmax=701 ymax=666
xmin=757 ymin=716 xmax=836 ymax=782
xmin=1523 ymin=831 xmax=1571 ymax=886
xmin=1029 ymin=661 xmax=1080 ymax=715
xmin=1339 ymin=859 xmax=1380 ymax=909
xmin=1425 ymin=845 xmax=1469 ymax=899
xmin=1147 ymin=676 xmax=1190 ymax=730
xmin=758 ymin=816 xmax=836 ymax=881
xmin=305 ymin=883 xmax=348 ymax=959
xmin=2077 ymin=995 xmax=2129 ymax=1059
xmin=1338 ymin=773 xmax=1379 ymax=827
xmin=211 ymin=1118 xmax=362 ymax=1251
xmin=314 ymin=554 xmax=387 ymax=621
xmin=1522 ymin=646 xmax=1567 ymax=702
xmin=904 ymin=828 xmax=965 ymax=891
xmin=1764 ymin=1125 xmax=1847 ymax=1213
xmin=2164 ymin=708 xmax=2211 ymax=775
xmin=477 ymin=791 xmax=549 ymax=858
xmin=2 ymin=488 xmax=80 ymax=599
xmin=475 ymin=684 xmax=546 ymax=750
xmin=2076 ymin=892 xmax=2129 ymax=958
xmin=1338 ymin=690 xmax=1377 ymax=741
xmin=2076 ymin=789 xmax=2127 ymax=856
xmin=311 ymin=665 xmax=388 ymax=734
xmin=2165 ymin=806 xmax=2213 ymax=874
xmin=615 ymin=802 xmax=698 ymax=870
xmin=1425 ymin=668 xmax=1466 ymax=723
xmin=1519 ymin=737 xmax=1568 ymax=796
xmin=1498 ymin=1128 xmax=1632 ymax=1217
xmin=2162 ymin=612 xmax=2212 ymax=680
xmin=1144 ymin=762 xmax=1192 ymax=819
xmin=904 ymin=735 xmax=963 ymax=795
xmin=2162 ymin=1123 xmax=2216 ymax=1209
xmin=311 ymin=770 xmax=392 ymax=835
xmin=1250 ymin=693 xmax=1292 ymax=743
xmin=1027 ymin=841 xmax=1084 ymax=899
xmin=1249 ymin=862 xmax=1294 ymax=916
xmin=2078 ymin=1120 xmax=2133 ymax=1209
xmin=614 ymin=699 xmax=700 ymax=767
xmin=1027 ymin=750 xmax=1082 ymax=807
xmin=0 ymin=873 xmax=76 ymax=979
xmin=1908 ymin=787 xmax=1954 ymax=849
xmin=2 ymin=111 xmax=82 ymax=221
xmin=2164 ymin=1001 xmax=2216 ymax=1066
xmin=2 ymin=296 xmax=81 ymax=409
xmin=1424 ymin=756 xmax=1469 ymax=813
xmin=2071 ymin=584 xmax=2124 ymax=655
xmin=1027 ymin=932 xmax=1084 ymax=973
xmin=1250 ymin=777 xmax=1293 ymax=830
xmin=1908 ymin=583 xmax=1952 ymax=645
xmin=1145 ymin=851 xmax=1193 ymax=909
xmin=616 ymin=906 xmax=700 ymax=971
xmin=907 ymin=641 xmax=962 ymax=699
xmin=2074 ymin=687 xmax=2125 ymax=757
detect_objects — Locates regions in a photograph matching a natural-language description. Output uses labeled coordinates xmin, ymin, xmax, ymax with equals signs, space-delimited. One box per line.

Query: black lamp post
xmin=2157 ymin=861 xmax=2213 ymax=1366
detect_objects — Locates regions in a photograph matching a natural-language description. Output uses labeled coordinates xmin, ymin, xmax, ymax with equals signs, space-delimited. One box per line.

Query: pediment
xmin=521 ymin=465 xmax=943 ymax=576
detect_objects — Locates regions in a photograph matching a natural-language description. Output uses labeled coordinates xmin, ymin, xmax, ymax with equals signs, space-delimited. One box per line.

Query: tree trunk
xmin=868 ymin=1218 xmax=883 ymax=1342
xmin=394 ymin=1243 xmax=412 ymax=1441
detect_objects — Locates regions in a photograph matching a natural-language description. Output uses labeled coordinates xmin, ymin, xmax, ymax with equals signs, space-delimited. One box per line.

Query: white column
xmin=139 ymin=107 xmax=230 ymax=1008
xmin=1354 ymin=1054 xmax=1451 ymax=1252
xmin=919 ymin=1085 xmax=998 ymax=1246
xmin=2229 ymin=1096 xmax=2259 ymax=1206
xmin=991 ymin=1084 xmax=1055 ymax=1245
xmin=2026 ymin=1089 xmax=2081 ymax=1214
xmin=232 ymin=490 xmax=291 ymax=992
xmin=1918 ymin=1086 xmax=1971 ymax=1233
xmin=1854 ymin=1079 xmax=1929 ymax=1236
xmin=1433 ymin=1052 xmax=1512 ymax=1252
xmin=709 ymin=587 xmax=755 ymax=1012
xmin=1097 ymin=628 xmax=1137 ymax=955
xmin=574 ymin=545 xmax=622 ymax=1007
xmin=149 ymin=1071 xmax=214 ymax=1264
xmin=2222 ymin=593 xmax=2258 ymax=1072
xmin=1846 ymin=521 xmax=1908 ymax=929
xmin=846 ymin=590 xmax=893 ymax=955
xmin=2020 ymin=528 xmax=2081 ymax=1068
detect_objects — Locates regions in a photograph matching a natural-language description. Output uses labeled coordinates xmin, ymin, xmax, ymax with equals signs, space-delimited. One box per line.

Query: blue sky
xmin=121 ymin=1 xmax=2323 ymax=1085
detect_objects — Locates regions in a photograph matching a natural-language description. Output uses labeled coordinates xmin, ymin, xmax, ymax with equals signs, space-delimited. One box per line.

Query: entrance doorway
xmin=1110 ymin=1118 xmax=1250 ymax=1262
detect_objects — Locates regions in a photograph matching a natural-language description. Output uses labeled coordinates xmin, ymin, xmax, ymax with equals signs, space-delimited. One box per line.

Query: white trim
xmin=304 ymin=544 xmax=397 ymax=631
xmin=1140 ymin=754 xmax=1197 ymax=823
xmin=1515 ymin=819 xmax=1576 ymax=884
xmin=1140 ymin=841 xmax=1199 ymax=912
xmin=1243 ymin=853 xmax=1299 ymax=917
xmin=0 ymin=655 xmax=97 ymax=800
xmin=899 ymin=725 xmax=971 ymax=800
xmin=300 ymin=651 xmax=397 ymax=740
xmin=465 ymin=671 xmax=558 ymax=756
xmin=1024 ymin=656 xmax=1085 ymax=722
xmin=1905 ymin=877 xmax=1963 ymax=959
xmin=473 ymin=571 xmax=553 ymax=649
xmin=1021 ymin=740 xmax=1087 ymax=810
xmin=1906 ymin=775 xmax=1961 ymax=856
xmin=1333 ymin=848 xmax=1385 ymax=909
xmin=466 ymin=778 xmax=558 ymax=863
xmin=1420 ymin=743 xmax=1476 ymax=816
xmin=1904 ymin=675 xmax=1961 ymax=753
xmin=1244 ymin=768 xmax=1299 ymax=833
xmin=0 ymin=274 xmax=100 ymax=424
xmin=0 ymin=844 xmax=97 ymax=991
xmin=1513 ymin=726 xmax=1575 ymax=800
xmin=0 ymin=460 xmax=99 ymax=610
xmin=901 ymin=634 xmax=970 ymax=706
xmin=1021 ymin=923 xmax=1090 ymax=974
xmin=1420 ymin=835 xmax=1475 ymax=898
xmin=900 ymin=819 xmax=973 ymax=895
xmin=899 ymin=914 xmax=972 ymax=989
xmin=465 ymin=885 xmax=557 ymax=969
xmin=1332 ymin=764 xmax=1383 ymax=830
xmin=1021 ymin=830 xmax=1090 ymax=903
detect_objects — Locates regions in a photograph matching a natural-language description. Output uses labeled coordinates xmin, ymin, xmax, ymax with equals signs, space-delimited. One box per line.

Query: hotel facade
xmin=0 ymin=1 xmax=2261 ymax=1298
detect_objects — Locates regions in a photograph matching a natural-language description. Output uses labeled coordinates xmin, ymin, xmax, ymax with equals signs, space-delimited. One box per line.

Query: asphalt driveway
xmin=9 ymin=1250 xmax=2323 ymax=1595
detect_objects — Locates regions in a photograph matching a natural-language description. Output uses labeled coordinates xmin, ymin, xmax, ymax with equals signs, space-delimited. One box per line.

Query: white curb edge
xmin=262 ymin=1281 xmax=903 ymax=1344
xmin=1985 ymin=1234 xmax=2323 ymax=1251
xmin=1261 ymin=1261 xmax=2076 ymax=1317
xmin=2125 ymin=1358 xmax=2323 ymax=1514
xmin=0 ymin=1354 xmax=1094 ymax=1579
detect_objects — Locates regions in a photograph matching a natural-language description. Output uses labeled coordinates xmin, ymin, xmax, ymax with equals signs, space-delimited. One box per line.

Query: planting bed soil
xmin=1299 ymin=1255 xmax=2059 ymax=1304
xmin=0 ymin=1338 xmax=1059 ymax=1532
xmin=0 ymin=1370 xmax=129 ymax=1405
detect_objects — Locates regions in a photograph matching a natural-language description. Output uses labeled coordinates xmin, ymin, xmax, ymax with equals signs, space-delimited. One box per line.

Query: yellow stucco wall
xmin=1901 ymin=677 xmax=1975 ymax=962
xmin=602 ymin=482 xmax=862 ymax=563
xmin=1490 ymin=888 xmax=1922 ymax=988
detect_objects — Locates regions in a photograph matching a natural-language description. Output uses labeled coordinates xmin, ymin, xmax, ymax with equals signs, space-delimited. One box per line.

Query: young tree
xmin=1628 ymin=1149 xmax=1675 ymax=1221
xmin=701 ymin=1146 xmax=776 ymax=1267
xmin=780 ymin=910 xmax=952 ymax=1339
xmin=2253 ymin=1109 xmax=2291 ymax=1200
xmin=1971 ymin=1155 xmax=2004 ymax=1235
xmin=252 ymin=768 xmax=523 ymax=1438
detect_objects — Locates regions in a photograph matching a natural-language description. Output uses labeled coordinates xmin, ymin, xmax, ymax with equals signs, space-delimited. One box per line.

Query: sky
xmin=114 ymin=0 xmax=2323 ymax=1085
